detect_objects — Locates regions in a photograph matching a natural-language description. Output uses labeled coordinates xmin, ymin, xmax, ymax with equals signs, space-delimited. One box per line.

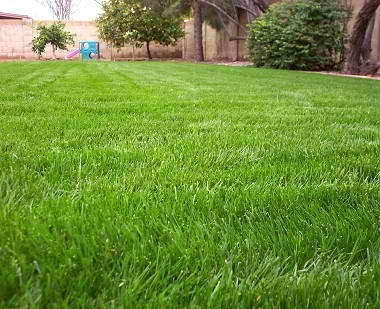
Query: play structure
xmin=65 ymin=49 xmax=80 ymax=59
xmin=80 ymin=41 xmax=100 ymax=60
xmin=65 ymin=41 xmax=100 ymax=60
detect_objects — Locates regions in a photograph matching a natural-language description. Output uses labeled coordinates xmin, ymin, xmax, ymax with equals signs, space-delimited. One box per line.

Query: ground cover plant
xmin=1 ymin=61 xmax=380 ymax=308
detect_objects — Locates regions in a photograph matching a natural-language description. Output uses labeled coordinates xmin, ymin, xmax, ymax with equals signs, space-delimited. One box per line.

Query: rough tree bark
xmin=146 ymin=41 xmax=152 ymax=60
xmin=192 ymin=0 xmax=205 ymax=62
xmin=361 ymin=14 xmax=376 ymax=60
xmin=52 ymin=45 xmax=57 ymax=60
xmin=346 ymin=0 xmax=380 ymax=75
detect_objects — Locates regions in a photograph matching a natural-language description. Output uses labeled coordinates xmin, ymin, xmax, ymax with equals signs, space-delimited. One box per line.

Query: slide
xmin=65 ymin=49 xmax=80 ymax=59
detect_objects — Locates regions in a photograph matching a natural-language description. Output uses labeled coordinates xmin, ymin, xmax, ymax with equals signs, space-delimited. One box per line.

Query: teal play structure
xmin=79 ymin=41 xmax=100 ymax=60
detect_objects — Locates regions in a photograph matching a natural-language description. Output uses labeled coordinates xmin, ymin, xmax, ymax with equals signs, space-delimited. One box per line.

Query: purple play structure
xmin=65 ymin=49 xmax=80 ymax=59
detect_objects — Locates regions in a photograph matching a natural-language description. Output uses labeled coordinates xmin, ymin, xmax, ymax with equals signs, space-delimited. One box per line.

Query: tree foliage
xmin=247 ymin=0 xmax=350 ymax=71
xmin=32 ymin=23 xmax=75 ymax=59
xmin=97 ymin=0 xmax=185 ymax=59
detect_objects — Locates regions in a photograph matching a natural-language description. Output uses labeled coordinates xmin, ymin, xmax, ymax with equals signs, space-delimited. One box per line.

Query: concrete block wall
xmin=1 ymin=0 xmax=380 ymax=62
xmin=0 ymin=18 xmax=33 ymax=59
xmin=183 ymin=20 xmax=244 ymax=61
xmin=33 ymin=20 xmax=183 ymax=60
xmin=0 ymin=19 xmax=182 ymax=60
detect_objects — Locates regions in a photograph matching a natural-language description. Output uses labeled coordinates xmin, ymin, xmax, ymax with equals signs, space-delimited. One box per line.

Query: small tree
xmin=32 ymin=23 xmax=74 ymax=59
xmin=97 ymin=0 xmax=185 ymax=59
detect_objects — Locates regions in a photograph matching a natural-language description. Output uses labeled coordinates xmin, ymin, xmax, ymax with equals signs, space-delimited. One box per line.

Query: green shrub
xmin=32 ymin=23 xmax=74 ymax=59
xmin=247 ymin=0 xmax=351 ymax=71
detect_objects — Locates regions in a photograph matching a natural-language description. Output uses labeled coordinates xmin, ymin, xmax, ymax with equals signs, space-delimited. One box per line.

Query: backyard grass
xmin=1 ymin=61 xmax=380 ymax=308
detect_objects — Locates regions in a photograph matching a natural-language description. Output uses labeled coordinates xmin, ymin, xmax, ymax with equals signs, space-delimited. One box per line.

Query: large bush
xmin=247 ymin=0 xmax=351 ymax=71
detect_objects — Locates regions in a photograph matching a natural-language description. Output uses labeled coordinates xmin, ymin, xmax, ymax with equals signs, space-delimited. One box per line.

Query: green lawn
xmin=1 ymin=61 xmax=380 ymax=308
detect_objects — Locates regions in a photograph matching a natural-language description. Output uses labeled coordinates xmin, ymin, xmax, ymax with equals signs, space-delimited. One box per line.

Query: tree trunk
xmin=346 ymin=0 xmax=380 ymax=74
xmin=52 ymin=45 xmax=57 ymax=60
xmin=146 ymin=41 xmax=152 ymax=60
xmin=192 ymin=0 xmax=205 ymax=62
xmin=361 ymin=14 xmax=376 ymax=61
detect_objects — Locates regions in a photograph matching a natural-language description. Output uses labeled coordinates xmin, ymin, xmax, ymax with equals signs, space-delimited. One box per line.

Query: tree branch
xmin=234 ymin=4 xmax=259 ymax=17
xmin=200 ymin=0 xmax=247 ymax=30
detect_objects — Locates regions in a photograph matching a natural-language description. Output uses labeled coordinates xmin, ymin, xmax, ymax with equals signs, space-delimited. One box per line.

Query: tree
xmin=346 ymin=0 xmax=380 ymax=75
xmin=32 ymin=23 xmax=75 ymax=59
xmin=163 ymin=0 xmax=278 ymax=62
xmin=192 ymin=0 xmax=205 ymax=61
xmin=38 ymin=0 xmax=74 ymax=20
xmin=97 ymin=0 xmax=185 ymax=60
xmin=152 ymin=0 xmax=205 ymax=60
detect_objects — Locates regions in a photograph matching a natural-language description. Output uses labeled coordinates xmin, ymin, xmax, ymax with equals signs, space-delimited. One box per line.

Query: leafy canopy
xmin=32 ymin=23 xmax=74 ymax=56
xmin=247 ymin=0 xmax=351 ymax=71
xmin=97 ymin=0 xmax=185 ymax=50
